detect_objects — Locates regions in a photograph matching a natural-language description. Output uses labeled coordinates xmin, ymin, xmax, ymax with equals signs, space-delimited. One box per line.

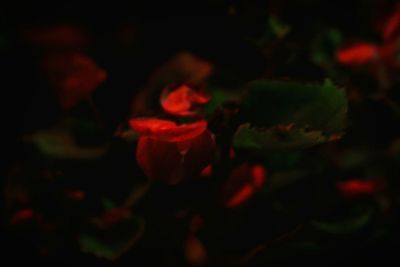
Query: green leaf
xmin=24 ymin=120 xmax=108 ymax=159
xmin=241 ymin=79 xmax=347 ymax=134
xmin=79 ymin=215 xmax=145 ymax=261
xmin=269 ymin=16 xmax=290 ymax=39
xmin=311 ymin=209 xmax=373 ymax=235
xmin=205 ymin=89 xmax=238 ymax=115
xmin=233 ymin=124 xmax=335 ymax=152
xmin=334 ymin=149 xmax=371 ymax=169
xmin=102 ymin=198 xmax=116 ymax=210
xmin=266 ymin=170 xmax=308 ymax=192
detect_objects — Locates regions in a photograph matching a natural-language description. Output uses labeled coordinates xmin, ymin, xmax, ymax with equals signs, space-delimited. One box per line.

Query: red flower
xmin=383 ymin=6 xmax=400 ymax=41
xmin=336 ymin=42 xmax=379 ymax=65
xmin=65 ymin=190 xmax=86 ymax=201
xmin=9 ymin=208 xmax=34 ymax=225
xmin=160 ymin=84 xmax=210 ymax=116
xmin=221 ymin=164 xmax=267 ymax=208
xmin=336 ymin=178 xmax=383 ymax=198
xmin=100 ymin=208 xmax=131 ymax=227
xmin=129 ymin=118 xmax=216 ymax=184
xmin=42 ymin=52 xmax=107 ymax=109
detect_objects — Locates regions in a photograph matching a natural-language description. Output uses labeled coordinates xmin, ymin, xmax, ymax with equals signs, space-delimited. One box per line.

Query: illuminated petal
xmin=383 ymin=8 xmax=400 ymax=41
xmin=129 ymin=118 xmax=177 ymax=135
xmin=160 ymin=84 xmax=211 ymax=116
xmin=337 ymin=179 xmax=382 ymax=197
xmin=182 ymin=130 xmax=216 ymax=178
xmin=9 ymin=209 xmax=34 ymax=225
xmin=336 ymin=43 xmax=378 ymax=65
xmin=161 ymin=85 xmax=193 ymax=115
xmin=251 ymin=165 xmax=267 ymax=188
xmin=221 ymin=163 xmax=267 ymax=208
xmin=136 ymin=137 xmax=184 ymax=184
xmin=129 ymin=118 xmax=207 ymax=142
xmin=225 ymin=185 xmax=255 ymax=208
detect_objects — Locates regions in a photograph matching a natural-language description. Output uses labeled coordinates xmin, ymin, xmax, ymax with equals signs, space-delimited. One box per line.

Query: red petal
xmin=182 ymin=130 xmax=216 ymax=179
xmin=135 ymin=129 xmax=215 ymax=183
xmin=160 ymin=84 xmax=211 ymax=116
xmin=43 ymin=52 xmax=107 ymax=109
xmin=336 ymin=43 xmax=378 ymax=65
xmin=251 ymin=165 xmax=267 ymax=188
xmin=337 ymin=179 xmax=382 ymax=197
xmin=185 ymin=235 xmax=208 ymax=266
xmin=225 ymin=185 xmax=255 ymax=208
xmin=136 ymin=137 xmax=184 ymax=183
xmin=383 ymin=8 xmax=400 ymax=41
xmin=200 ymin=164 xmax=213 ymax=177
xmin=161 ymin=85 xmax=193 ymax=116
xmin=221 ymin=163 xmax=267 ymax=208
xmin=159 ymin=120 xmax=207 ymax=142
xmin=129 ymin=118 xmax=177 ymax=135
xmin=9 ymin=209 xmax=34 ymax=225
xmin=129 ymin=118 xmax=207 ymax=142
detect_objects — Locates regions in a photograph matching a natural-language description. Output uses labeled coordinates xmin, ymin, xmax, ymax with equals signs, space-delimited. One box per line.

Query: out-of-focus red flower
xmin=99 ymin=208 xmax=131 ymax=228
xmin=383 ymin=7 xmax=400 ymax=41
xmin=336 ymin=43 xmax=379 ymax=65
xmin=42 ymin=52 xmax=107 ymax=110
xmin=129 ymin=118 xmax=216 ymax=184
xmin=9 ymin=208 xmax=34 ymax=225
xmin=131 ymin=52 xmax=213 ymax=116
xmin=23 ymin=25 xmax=88 ymax=48
xmin=160 ymin=84 xmax=210 ymax=116
xmin=65 ymin=190 xmax=86 ymax=201
xmin=221 ymin=164 xmax=267 ymax=208
xmin=336 ymin=178 xmax=383 ymax=198
xmin=200 ymin=164 xmax=213 ymax=177
xmin=184 ymin=234 xmax=207 ymax=266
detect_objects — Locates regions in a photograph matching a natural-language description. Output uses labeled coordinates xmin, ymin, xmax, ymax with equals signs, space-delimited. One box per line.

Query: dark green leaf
xmin=24 ymin=121 xmax=109 ymax=159
xmin=269 ymin=16 xmax=290 ymax=39
xmin=205 ymin=89 xmax=238 ymax=115
xmin=241 ymin=79 xmax=347 ymax=134
xmin=79 ymin=215 xmax=145 ymax=261
xmin=266 ymin=170 xmax=309 ymax=192
xmin=311 ymin=209 xmax=373 ymax=235
xmin=233 ymin=124 xmax=333 ymax=152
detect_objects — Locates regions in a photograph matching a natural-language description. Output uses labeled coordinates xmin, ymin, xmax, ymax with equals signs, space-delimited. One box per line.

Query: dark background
xmin=1 ymin=1 xmax=399 ymax=266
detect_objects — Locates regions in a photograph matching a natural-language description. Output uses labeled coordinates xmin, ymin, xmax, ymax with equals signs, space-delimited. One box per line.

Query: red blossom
xmin=221 ymin=164 xmax=267 ymax=208
xmin=65 ymin=190 xmax=86 ymax=201
xmin=200 ymin=164 xmax=213 ymax=177
xmin=100 ymin=208 xmax=131 ymax=227
xmin=160 ymin=84 xmax=210 ymax=116
xmin=9 ymin=208 xmax=34 ymax=225
xmin=129 ymin=118 xmax=207 ymax=142
xmin=42 ymin=52 xmax=107 ymax=110
xmin=336 ymin=42 xmax=379 ymax=65
xmin=184 ymin=234 xmax=208 ymax=266
xmin=383 ymin=7 xmax=400 ymax=41
xmin=129 ymin=118 xmax=216 ymax=184
xmin=336 ymin=179 xmax=382 ymax=198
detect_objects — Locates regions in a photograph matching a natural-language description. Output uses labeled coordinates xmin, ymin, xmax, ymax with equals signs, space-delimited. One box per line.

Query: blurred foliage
xmin=2 ymin=0 xmax=400 ymax=266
